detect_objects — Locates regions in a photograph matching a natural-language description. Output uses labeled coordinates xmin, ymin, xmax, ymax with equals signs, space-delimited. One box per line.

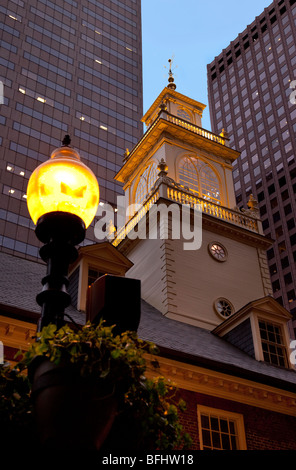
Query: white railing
xmin=166 ymin=186 xmax=259 ymax=233
xmin=123 ymin=110 xmax=227 ymax=165
xmin=167 ymin=114 xmax=227 ymax=146
xmin=112 ymin=179 xmax=260 ymax=247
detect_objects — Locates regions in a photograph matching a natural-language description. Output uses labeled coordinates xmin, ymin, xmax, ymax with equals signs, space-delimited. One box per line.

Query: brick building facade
xmin=1 ymin=76 xmax=296 ymax=452
xmin=179 ymin=389 xmax=296 ymax=450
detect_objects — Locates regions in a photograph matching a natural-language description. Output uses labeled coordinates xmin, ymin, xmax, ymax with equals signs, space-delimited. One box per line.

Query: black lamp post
xmin=35 ymin=212 xmax=85 ymax=330
xmin=24 ymin=137 xmax=146 ymax=452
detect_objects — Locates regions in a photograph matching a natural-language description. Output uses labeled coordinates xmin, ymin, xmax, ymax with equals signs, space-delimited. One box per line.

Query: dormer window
xmin=213 ymin=297 xmax=294 ymax=370
xmin=178 ymin=155 xmax=222 ymax=204
xmin=88 ymin=268 xmax=104 ymax=287
xmin=259 ymin=320 xmax=288 ymax=367
xmin=67 ymin=242 xmax=133 ymax=312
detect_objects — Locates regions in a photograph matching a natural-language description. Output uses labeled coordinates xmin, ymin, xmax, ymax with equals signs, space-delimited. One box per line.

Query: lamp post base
xmin=35 ymin=212 xmax=86 ymax=330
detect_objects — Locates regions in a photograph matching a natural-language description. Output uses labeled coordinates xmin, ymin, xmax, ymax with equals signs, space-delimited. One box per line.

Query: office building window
xmin=30 ymin=6 xmax=76 ymax=34
xmin=288 ymin=289 xmax=296 ymax=303
xmin=284 ymin=273 xmax=293 ymax=285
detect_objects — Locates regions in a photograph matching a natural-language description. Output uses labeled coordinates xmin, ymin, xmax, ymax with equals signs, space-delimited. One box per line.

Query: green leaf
xmin=111 ymin=349 xmax=122 ymax=360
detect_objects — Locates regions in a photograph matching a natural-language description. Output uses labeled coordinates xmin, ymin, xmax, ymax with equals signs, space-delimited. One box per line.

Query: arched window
xmin=134 ymin=162 xmax=158 ymax=207
xmin=198 ymin=162 xmax=221 ymax=204
xmin=147 ymin=163 xmax=158 ymax=190
xmin=134 ymin=177 xmax=147 ymax=208
xmin=178 ymin=156 xmax=221 ymax=204
xmin=179 ymin=157 xmax=199 ymax=194
xmin=177 ymin=107 xmax=192 ymax=122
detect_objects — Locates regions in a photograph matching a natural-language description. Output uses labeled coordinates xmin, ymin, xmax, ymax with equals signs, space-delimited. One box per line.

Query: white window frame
xmin=197 ymin=405 xmax=247 ymax=450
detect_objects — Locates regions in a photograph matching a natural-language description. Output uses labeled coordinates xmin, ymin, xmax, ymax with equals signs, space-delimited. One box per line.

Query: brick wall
xmin=178 ymin=388 xmax=296 ymax=450
xmin=3 ymin=345 xmax=19 ymax=363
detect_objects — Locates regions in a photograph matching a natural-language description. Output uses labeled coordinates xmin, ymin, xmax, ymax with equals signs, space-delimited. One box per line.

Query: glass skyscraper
xmin=207 ymin=0 xmax=296 ymax=334
xmin=0 ymin=0 xmax=143 ymax=260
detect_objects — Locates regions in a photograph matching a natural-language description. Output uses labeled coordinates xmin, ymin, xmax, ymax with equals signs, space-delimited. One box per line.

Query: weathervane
xmin=166 ymin=57 xmax=177 ymax=90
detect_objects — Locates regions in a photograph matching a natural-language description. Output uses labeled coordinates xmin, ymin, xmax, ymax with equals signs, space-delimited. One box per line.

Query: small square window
xmin=268 ymin=184 xmax=275 ymax=195
xmin=287 ymin=219 xmax=295 ymax=230
xmin=275 ymin=226 xmax=283 ymax=238
xmin=270 ymin=197 xmax=278 ymax=209
xmin=281 ymin=257 xmax=289 ymax=269
xmin=269 ymin=263 xmax=278 ymax=275
xmin=267 ymin=248 xmax=274 ymax=260
xmin=278 ymin=241 xmax=286 ymax=253
xmin=291 ymin=164 xmax=296 ymax=180
xmin=262 ymin=219 xmax=270 ymax=230
xmin=284 ymin=204 xmax=292 ymax=216
xmin=288 ymin=289 xmax=296 ymax=303
xmin=279 ymin=176 xmax=286 ymax=187
xmin=259 ymin=205 xmax=267 ymax=216
xmin=273 ymin=212 xmax=280 ymax=223
xmin=284 ymin=273 xmax=293 ymax=285
xmin=281 ymin=190 xmax=289 ymax=201
xmin=290 ymin=234 xmax=296 ymax=246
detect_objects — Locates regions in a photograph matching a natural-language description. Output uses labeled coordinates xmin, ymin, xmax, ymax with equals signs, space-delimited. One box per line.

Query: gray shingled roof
xmin=0 ymin=251 xmax=42 ymax=314
xmin=138 ymin=300 xmax=296 ymax=389
xmin=0 ymin=252 xmax=295 ymax=390
xmin=0 ymin=252 xmax=85 ymax=324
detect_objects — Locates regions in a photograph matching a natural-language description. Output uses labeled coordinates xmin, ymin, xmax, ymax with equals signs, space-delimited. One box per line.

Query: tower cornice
xmin=116 ymin=112 xmax=240 ymax=184
xmin=142 ymin=86 xmax=207 ymax=126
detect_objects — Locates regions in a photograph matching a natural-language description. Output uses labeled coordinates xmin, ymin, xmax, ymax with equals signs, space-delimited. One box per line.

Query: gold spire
xmin=167 ymin=58 xmax=176 ymax=90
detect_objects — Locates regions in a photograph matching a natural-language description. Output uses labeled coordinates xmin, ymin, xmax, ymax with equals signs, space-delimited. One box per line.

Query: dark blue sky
xmin=142 ymin=0 xmax=273 ymax=130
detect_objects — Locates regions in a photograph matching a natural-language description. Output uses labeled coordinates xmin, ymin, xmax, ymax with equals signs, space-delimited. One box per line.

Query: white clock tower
xmin=111 ymin=71 xmax=274 ymax=331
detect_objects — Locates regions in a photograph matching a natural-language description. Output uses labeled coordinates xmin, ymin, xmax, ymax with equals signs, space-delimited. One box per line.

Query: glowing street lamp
xmin=27 ymin=136 xmax=100 ymax=329
xmin=27 ymin=136 xmax=99 ymax=231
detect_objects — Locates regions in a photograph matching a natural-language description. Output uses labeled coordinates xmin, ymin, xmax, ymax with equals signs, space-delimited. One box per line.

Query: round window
xmin=208 ymin=242 xmax=228 ymax=262
xmin=214 ymin=298 xmax=234 ymax=319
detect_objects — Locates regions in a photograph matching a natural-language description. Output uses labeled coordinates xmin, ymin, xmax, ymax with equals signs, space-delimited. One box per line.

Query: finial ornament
xmin=167 ymin=58 xmax=176 ymax=90
xmin=62 ymin=135 xmax=71 ymax=147
xmin=157 ymin=158 xmax=168 ymax=176
xmin=220 ymin=128 xmax=229 ymax=139
xmin=123 ymin=148 xmax=130 ymax=162
xmin=247 ymin=194 xmax=259 ymax=211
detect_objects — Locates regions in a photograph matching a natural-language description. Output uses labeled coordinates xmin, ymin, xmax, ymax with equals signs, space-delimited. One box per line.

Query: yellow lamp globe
xmin=26 ymin=139 xmax=100 ymax=229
